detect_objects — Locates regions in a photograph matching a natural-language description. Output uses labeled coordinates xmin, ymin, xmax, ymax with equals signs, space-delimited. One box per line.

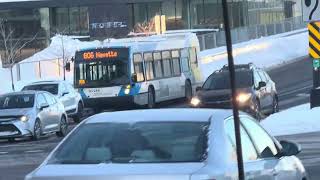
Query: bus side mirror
xmin=65 ymin=62 xmax=71 ymax=72
xmin=131 ymin=74 xmax=138 ymax=83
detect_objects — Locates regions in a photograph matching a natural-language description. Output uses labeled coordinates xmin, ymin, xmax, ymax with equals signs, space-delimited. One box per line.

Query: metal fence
xmin=198 ymin=16 xmax=307 ymax=51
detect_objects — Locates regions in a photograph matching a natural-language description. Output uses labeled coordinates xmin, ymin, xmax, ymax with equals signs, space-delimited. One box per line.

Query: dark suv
xmin=190 ymin=64 xmax=278 ymax=118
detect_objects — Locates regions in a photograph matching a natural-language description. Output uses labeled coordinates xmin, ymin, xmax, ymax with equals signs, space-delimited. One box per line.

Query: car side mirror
xmin=131 ymin=73 xmax=138 ymax=83
xmin=196 ymin=86 xmax=202 ymax=92
xmin=279 ymin=140 xmax=301 ymax=157
xmin=65 ymin=62 xmax=71 ymax=72
xmin=258 ymin=81 xmax=267 ymax=89
xmin=40 ymin=103 xmax=49 ymax=111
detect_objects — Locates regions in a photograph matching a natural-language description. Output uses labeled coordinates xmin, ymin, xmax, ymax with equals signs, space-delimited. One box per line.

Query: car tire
xmin=147 ymin=87 xmax=155 ymax=109
xmin=73 ymin=102 xmax=83 ymax=123
xmin=185 ymin=80 xmax=192 ymax=102
xmin=32 ymin=119 xmax=42 ymax=141
xmin=272 ymin=96 xmax=279 ymax=114
xmin=56 ymin=116 xmax=68 ymax=137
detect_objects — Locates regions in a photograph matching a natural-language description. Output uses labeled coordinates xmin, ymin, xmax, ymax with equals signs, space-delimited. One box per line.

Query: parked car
xmin=22 ymin=80 xmax=84 ymax=123
xmin=26 ymin=109 xmax=306 ymax=180
xmin=0 ymin=91 xmax=68 ymax=141
xmin=191 ymin=63 xmax=278 ymax=118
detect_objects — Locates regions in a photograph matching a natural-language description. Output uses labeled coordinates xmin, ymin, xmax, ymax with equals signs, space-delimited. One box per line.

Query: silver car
xmin=0 ymin=91 xmax=68 ymax=141
xmin=26 ymin=109 xmax=307 ymax=180
xmin=22 ymin=80 xmax=84 ymax=123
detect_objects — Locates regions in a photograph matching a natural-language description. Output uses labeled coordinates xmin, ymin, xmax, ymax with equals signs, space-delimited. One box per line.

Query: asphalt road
xmin=0 ymin=56 xmax=318 ymax=180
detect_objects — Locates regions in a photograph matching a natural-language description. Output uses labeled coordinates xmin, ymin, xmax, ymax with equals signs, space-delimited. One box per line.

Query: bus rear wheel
xmin=147 ymin=87 xmax=155 ymax=109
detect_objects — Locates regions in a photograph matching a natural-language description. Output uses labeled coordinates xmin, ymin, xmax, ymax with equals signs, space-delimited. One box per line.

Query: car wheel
xmin=272 ymin=96 xmax=279 ymax=114
xmin=73 ymin=102 xmax=83 ymax=123
xmin=56 ymin=116 xmax=68 ymax=137
xmin=147 ymin=87 xmax=155 ymax=109
xmin=32 ymin=119 xmax=42 ymax=141
xmin=185 ymin=81 xmax=192 ymax=101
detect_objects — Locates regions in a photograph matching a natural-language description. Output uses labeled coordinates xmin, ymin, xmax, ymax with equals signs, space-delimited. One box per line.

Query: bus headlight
xmin=124 ymin=85 xmax=131 ymax=95
xmin=191 ymin=97 xmax=201 ymax=107
xmin=236 ymin=93 xmax=252 ymax=104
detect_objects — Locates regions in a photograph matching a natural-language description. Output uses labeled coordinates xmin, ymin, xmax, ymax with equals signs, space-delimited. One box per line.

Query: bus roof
xmin=77 ymin=33 xmax=199 ymax=54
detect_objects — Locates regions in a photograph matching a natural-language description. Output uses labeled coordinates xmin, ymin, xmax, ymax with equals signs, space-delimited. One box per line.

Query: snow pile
xmin=199 ymin=30 xmax=308 ymax=80
xmin=0 ymin=61 xmax=12 ymax=94
xmin=261 ymin=104 xmax=320 ymax=136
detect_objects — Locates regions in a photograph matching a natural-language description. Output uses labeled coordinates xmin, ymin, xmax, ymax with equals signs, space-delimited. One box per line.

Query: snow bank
xmin=261 ymin=104 xmax=320 ymax=136
xmin=199 ymin=30 xmax=308 ymax=80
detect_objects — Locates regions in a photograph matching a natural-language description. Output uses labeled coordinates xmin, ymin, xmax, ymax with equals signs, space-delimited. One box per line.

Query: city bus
xmin=74 ymin=33 xmax=202 ymax=110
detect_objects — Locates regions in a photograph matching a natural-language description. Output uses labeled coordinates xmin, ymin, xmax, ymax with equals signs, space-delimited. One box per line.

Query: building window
xmin=144 ymin=52 xmax=154 ymax=80
xmin=162 ymin=51 xmax=172 ymax=77
xmin=133 ymin=54 xmax=145 ymax=82
xmin=153 ymin=52 xmax=163 ymax=78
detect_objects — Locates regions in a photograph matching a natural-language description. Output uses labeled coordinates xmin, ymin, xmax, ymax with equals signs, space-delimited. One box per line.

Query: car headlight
xmin=191 ymin=97 xmax=201 ymax=106
xmin=236 ymin=93 xmax=252 ymax=104
xmin=20 ymin=115 xmax=29 ymax=122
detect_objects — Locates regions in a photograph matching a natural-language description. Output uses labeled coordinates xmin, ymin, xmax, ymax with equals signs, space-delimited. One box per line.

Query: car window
xmin=49 ymin=122 xmax=209 ymax=164
xmin=0 ymin=94 xmax=35 ymax=109
xmin=253 ymin=70 xmax=262 ymax=88
xmin=37 ymin=94 xmax=48 ymax=107
xmin=203 ymin=70 xmax=253 ymax=90
xmin=258 ymin=70 xmax=267 ymax=83
xmin=43 ymin=93 xmax=56 ymax=105
xmin=241 ymin=117 xmax=278 ymax=158
xmin=225 ymin=119 xmax=258 ymax=162
xmin=60 ymin=83 xmax=69 ymax=94
xmin=23 ymin=84 xmax=59 ymax=95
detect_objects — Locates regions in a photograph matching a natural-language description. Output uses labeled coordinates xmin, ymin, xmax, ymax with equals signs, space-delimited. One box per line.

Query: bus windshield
xmin=75 ymin=61 xmax=129 ymax=88
xmin=74 ymin=48 xmax=130 ymax=88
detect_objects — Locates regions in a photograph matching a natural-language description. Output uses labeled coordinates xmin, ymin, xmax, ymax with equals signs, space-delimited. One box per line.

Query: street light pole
xmin=221 ymin=0 xmax=245 ymax=180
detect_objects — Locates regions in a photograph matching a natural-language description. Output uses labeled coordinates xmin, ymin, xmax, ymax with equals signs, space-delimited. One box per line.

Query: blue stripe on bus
xmin=79 ymin=89 xmax=88 ymax=99
xmin=118 ymin=83 xmax=142 ymax=96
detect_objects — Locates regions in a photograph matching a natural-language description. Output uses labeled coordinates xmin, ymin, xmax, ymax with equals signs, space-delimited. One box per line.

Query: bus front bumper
xmin=83 ymin=96 xmax=138 ymax=109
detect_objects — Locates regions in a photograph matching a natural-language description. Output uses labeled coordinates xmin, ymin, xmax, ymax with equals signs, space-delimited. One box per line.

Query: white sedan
xmin=26 ymin=109 xmax=307 ymax=180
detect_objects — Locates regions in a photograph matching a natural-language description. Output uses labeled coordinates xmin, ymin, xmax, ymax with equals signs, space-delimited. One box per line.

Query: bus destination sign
xmin=76 ymin=48 xmax=129 ymax=61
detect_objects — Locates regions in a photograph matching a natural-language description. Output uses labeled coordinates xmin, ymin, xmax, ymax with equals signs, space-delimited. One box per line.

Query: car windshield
xmin=22 ymin=84 xmax=59 ymax=95
xmin=49 ymin=122 xmax=209 ymax=164
xmin=203 ymin=70 xmax=253 ymax=90
xmin=0 ymin=94 xmax=35 ymax=109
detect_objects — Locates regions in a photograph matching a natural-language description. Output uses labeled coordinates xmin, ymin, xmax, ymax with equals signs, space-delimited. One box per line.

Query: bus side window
xmin=180 ymin=49 xmax=190 ymax=72
xmin=133 ymin=53 xmax=145 ymax=82
xmin=144 ymin=52 xmax=154 ymax=80
xmin=171 ymin=50 xmax=181 ymax=76
xmin=153 ymin=52 xmax=163 ymax=78
xmin=189 ymin=47 xmax=198 ymax=65
xmin=162 ymin=51 xmax=172 ymax=77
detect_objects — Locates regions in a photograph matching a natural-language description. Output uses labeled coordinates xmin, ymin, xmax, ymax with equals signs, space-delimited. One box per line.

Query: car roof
xmin=86 ymin=109 xmax=237 ymax=124
xmin=28 ymin=80 xmax=63 ymax=85
xmin=1 ymin=90 xmax=43 ymax=96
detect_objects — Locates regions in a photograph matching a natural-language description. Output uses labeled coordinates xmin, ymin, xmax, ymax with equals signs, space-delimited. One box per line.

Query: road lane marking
xmin=279 ymin=85 xmax=313 ymax=97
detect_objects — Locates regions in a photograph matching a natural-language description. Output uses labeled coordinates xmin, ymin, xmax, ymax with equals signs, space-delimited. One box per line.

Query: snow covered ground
xmin=199 ymin=29 xmax=308 ymax=79
xmin=261 ymin=104 xmax=320 ymax=136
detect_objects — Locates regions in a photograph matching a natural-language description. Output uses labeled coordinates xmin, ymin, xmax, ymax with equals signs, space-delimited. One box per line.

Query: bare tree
xmin=134 ymin=18 xmax=156 ymax=34
xmin=0 ymin=19 xmax=37 ymax=91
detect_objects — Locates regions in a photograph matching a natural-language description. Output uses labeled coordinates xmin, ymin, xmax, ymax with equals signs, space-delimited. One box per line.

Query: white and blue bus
xmin=74 ymin=33 xmax=202 ymax=110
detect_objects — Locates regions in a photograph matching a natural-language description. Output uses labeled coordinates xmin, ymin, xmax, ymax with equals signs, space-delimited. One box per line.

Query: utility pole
xmin=61 ymin=35 xmax=66 ymax=81
xmin=221 ymin=0 xmax=245 ymax=179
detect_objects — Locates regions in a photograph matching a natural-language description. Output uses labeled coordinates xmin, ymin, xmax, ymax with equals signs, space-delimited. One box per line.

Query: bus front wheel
xmin=147 ymin=87 xmax=155 ymax=109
